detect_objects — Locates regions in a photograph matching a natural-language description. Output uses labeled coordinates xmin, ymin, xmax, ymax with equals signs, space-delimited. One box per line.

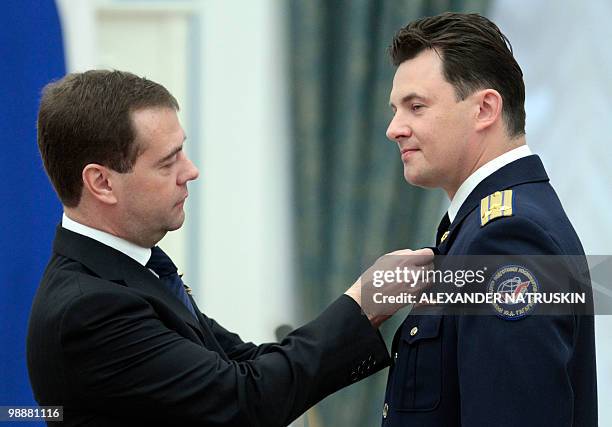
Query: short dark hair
xmin=37 ymin=70 xmax=179 ymax=207
xmin=389 ymin=12 xmax=525 ymax=137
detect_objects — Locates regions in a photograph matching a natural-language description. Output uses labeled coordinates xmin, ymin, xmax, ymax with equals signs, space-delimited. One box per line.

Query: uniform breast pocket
xmin=392 ymin=315 xmax=442 ymax=411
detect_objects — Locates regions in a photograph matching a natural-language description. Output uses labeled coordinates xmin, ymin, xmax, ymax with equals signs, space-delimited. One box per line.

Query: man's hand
xmin=345 ymin=248 xmax=434 ymax=328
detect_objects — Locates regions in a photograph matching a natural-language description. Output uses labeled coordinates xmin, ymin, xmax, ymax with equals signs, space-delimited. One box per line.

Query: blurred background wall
xmin=1 ymin=1 xmax=609 ymax=426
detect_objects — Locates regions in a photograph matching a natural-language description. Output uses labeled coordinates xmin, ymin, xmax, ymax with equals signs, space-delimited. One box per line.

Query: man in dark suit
xmin=27 ymin=70 xmax=433 ymax=426
xmin=381 ymin=12 xmax=597 ymax=427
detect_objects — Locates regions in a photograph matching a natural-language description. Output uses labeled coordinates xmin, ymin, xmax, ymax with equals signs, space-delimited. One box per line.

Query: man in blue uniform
xmin=382 ymin=12 xmax=597 ymax=426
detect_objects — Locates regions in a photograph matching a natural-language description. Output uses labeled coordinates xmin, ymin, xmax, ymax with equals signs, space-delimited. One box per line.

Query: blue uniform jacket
xmin=382 ymin=155 xmax=597 ymax=427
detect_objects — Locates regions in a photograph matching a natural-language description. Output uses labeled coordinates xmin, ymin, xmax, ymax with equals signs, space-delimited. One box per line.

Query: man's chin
xmin=404 ymin=169 xmax=426 ymax=187
xmin=166 ymin=213 xmax=185 ymax=232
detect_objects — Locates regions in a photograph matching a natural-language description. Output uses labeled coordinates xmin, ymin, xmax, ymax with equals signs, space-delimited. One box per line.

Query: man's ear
xmin=474 ymin=89 xmax=503 ymax=132
xmin=82 ymin=164 xmax=118 ymax=205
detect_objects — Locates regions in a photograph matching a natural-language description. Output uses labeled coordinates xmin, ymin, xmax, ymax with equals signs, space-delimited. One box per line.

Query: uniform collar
xmin=448 ymin=145 xmax=533 ymax=222
xmin=435 ymin=154 xmax=549 ymax=255
xmin=62 ymin=213 xmax=151 ymax=266
xmin=452 ymin=154 xmax=549 ymax=229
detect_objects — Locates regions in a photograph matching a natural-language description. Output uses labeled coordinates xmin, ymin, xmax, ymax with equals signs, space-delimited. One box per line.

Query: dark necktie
xmin=146 ymin=246 xmax=197 ymax=319
xmin=436 ymin=213 xmax=451 ymax=246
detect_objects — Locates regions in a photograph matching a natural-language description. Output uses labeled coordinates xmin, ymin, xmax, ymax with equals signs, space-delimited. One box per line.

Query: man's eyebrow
xmin=389 ymin=92 xmax=428 ymax=108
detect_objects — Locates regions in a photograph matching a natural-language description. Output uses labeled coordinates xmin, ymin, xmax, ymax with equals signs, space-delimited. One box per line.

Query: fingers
xmin=388 ymin=247 xmax=435 ymax=266
xmin=388 ymin=247 xmax=433 ymax=255
xmin=349 ymin=248 xmax=438 ymax=323
xmin=411 ymin=248 xmax=435 ymax=264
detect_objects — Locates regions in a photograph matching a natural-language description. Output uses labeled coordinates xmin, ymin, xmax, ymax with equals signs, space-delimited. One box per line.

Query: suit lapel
xmin=188 ymin=296 xmax=230 ymax=361
xmin=53 ymin=226 xmax=206 ymax=340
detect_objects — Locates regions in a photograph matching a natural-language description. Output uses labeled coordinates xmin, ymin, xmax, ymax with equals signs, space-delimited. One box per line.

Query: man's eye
xmin=411 ymin=104 xmax=424 ymax=112
xmin=161 ymin=156 xmax=179 ymax=168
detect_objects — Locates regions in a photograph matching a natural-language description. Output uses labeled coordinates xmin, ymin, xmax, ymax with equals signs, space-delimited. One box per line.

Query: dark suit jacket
xmin=27 ymin=226 xmax=390 ymax=426
xmin=382 ymin=155 xmax=597 ymax=426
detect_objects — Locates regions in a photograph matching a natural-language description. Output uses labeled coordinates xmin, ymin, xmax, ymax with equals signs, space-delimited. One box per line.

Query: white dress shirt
xmin=62 ymin=213 xmax=151 ymax=266
xmin=448 ymin=145 xmax=533 ymax=222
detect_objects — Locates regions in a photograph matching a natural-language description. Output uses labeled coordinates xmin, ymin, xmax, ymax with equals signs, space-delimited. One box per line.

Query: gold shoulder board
xmin=480 ymin=190 xmax=513 ymax=227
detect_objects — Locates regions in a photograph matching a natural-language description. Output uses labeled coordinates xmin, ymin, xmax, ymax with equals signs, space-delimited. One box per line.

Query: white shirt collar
xmin=448 ymin=145 xmax=533 ymax=222
xmin=62 ymin=213 xmax=151 ymax=266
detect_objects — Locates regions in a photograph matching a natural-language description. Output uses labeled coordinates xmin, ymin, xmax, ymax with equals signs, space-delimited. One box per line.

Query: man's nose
xmin=386 ymin=115 xmax=412 ymax=142
xmin=179 ymin=156 xmax=199 ymax=184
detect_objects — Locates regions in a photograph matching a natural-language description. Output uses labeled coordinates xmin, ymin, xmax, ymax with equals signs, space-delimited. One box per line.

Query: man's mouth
xmin=401 ymin=148 xmax=419 ymax=161
xmin=176 ymin=193 xmax=188 ymax=206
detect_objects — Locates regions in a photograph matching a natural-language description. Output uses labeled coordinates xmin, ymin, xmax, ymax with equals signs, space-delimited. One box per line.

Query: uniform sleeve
xmin=457 ymin=216 xmax=576 ymax=427
xmin=60 ymin=289 xmax=389 ymax=426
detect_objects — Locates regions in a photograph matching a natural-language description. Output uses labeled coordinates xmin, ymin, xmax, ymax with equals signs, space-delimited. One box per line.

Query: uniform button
xmin=383 ymin=402 xmax=389 ymax=419
xmin=394 ymin=352 xmax=398 ymax=361
xmin=410 ymin=326 xmax=418 ymax=336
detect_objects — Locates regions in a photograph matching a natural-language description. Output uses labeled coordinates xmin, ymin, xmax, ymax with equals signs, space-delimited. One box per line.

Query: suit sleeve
xmin=197 ymin=314 xmax=277 ymax=362
xmin=60 ymin=288 xmax=389 ymax=426
xmin=457 ymin=216 xmax=576 ymax=427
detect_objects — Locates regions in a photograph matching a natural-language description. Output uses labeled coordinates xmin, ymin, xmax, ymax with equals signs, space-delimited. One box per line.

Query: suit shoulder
xmin=32 ymin=254 xmax=133 ymax=324
xmin=39 ymin=255 xmax=125 ymax=297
